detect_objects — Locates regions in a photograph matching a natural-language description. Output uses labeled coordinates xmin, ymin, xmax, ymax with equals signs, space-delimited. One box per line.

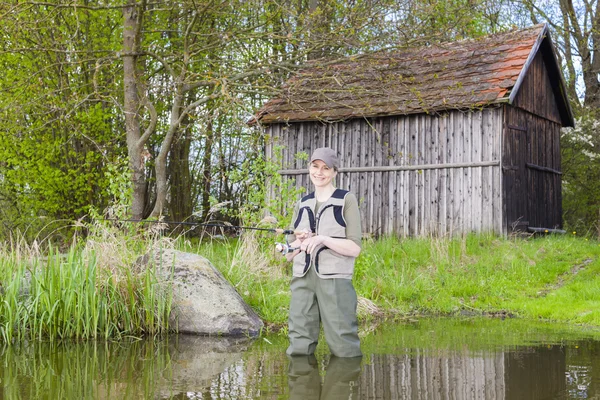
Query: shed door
xmin=503 ymin=123 xmax=529 ymax=231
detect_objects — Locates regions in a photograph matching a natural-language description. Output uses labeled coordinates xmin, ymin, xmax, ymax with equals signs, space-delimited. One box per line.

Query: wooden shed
xmin=254 ymin=24 xmax=574 ymax=237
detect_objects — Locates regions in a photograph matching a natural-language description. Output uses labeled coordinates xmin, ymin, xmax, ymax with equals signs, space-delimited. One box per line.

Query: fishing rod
xmin=103 ymin=218 xmax=301 ymax=254
xmin=104 ymin=218 xmax=298 ymax=235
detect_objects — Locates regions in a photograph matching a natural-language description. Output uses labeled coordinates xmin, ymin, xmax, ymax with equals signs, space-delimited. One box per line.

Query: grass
xmin=185 ymin=232 xmax=600 ymax=330
xmin=0 ymin=223 xmax=173 ymax=343
xmin=352 ymin=234 xmax=600 ymax=321
xmin=1 ymin=224 xmax=598 ymax=343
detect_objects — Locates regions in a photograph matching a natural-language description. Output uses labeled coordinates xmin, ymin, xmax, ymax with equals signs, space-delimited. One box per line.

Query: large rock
xmin=146 ymin=248 xmax=263 ymax=336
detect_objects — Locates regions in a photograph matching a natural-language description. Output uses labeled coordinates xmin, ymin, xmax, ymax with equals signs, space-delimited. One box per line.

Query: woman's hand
xmin=300 ymin=235 xmax=327 ymax=254
xmin=284 ymin=239 xmax=302 ymax=261
xmin=294 ymin=228 xmax=313 ymax=241
xmin=302 ymin=236 xmax=361 ymax=258
xmin=294 ymin=232 xmax=362 ymax=258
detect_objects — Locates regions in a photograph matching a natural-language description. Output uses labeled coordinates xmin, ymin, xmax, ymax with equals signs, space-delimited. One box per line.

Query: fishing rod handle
xmin=274 ymin=228 xmax=303 ymax=235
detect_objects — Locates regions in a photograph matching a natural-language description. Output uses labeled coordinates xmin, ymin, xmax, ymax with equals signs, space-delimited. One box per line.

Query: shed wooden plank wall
xmin=266 ymin=107 xmax=505 ymax=237
xmin=503 ymin=108 xmax=562 ymax=231
xmin=503 ymin=50 xmax=563 ymax=231
xmin=512 ymin=52 xmax=562 ymax=125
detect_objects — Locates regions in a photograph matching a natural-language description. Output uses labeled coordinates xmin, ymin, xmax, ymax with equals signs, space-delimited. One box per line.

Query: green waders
xmin=286 ymin=266 xmax=362 ymax=357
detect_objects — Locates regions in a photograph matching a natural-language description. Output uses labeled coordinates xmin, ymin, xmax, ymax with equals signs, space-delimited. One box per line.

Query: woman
xmin=284 ymin=147 xmax=362 ymax=358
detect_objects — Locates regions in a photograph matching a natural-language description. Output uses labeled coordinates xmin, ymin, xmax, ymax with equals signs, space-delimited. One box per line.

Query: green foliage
xmin=561 ymin=111 xmax=600 ymax=236
xmin=229 ymin=145 xmax=303 ymax=225
xmin=0 ymin=5 xmax=123 ymax=239
xmin=104 ymin=157 xmax=134 ymax=220
xmin=393 ymin=0 xmax=493 ymax=44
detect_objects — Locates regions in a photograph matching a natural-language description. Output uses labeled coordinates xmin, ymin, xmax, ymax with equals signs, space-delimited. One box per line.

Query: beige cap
xmin=310 ymin=147 xmax=339 ymax=170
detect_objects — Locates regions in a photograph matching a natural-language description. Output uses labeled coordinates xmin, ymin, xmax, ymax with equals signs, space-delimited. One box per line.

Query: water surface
xmin=3 ymin=318 xmax=600 ymax=399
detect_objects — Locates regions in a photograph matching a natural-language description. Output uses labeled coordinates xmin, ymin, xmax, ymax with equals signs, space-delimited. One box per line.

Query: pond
xmin=3 ymin=317 xmax=600 ymax=399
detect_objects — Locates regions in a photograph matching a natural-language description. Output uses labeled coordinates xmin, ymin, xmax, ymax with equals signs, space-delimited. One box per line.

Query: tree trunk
xmin=200 ymin=116 xmax=214 ymax=222
xmin=168 ymin=126 xmax=193 ymax=223
xmin=123 ymin=2 xmax=146 ymax=220
xmin=150 ymin=87 xmax=184 ymax=218
xmin=557 ymin=0 xmax=599 ymax=110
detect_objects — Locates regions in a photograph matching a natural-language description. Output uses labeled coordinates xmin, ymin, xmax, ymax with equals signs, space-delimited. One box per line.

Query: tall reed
xmin=0 ymin=226 xmax=173 ymax=343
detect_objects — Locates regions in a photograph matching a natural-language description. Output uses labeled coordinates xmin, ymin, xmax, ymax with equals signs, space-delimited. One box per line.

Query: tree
xmin=0 ymin=2 xmax=124 ymax=237
xmin=0 ymin=0 xmax=502 ymax=237
xmin=561 ymin=113 xmax=600 ymax=234
xmin=118 ymin=0 xmax=407 ymax=220
xmin=516 ymin=0 xmax=599 ymax=111
xmin=122 ymin=0 xmax=156 ymax=220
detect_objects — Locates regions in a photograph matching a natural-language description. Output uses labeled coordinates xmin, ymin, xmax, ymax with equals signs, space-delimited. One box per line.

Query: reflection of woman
xmin=288 ymin=355 xmax=362 ymax=400
xmin=284 ymin=147 xmax=362 ymax=358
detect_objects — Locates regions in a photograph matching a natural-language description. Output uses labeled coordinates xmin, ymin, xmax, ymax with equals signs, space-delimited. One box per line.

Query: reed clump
xmin=0 ymin=223 xmax=173 ymax=344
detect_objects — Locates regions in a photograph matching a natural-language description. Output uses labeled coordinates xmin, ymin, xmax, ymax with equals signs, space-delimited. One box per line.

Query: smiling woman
xmin=309 ymin=158 xmax=336 ymax=189
xmin=282 ymin=147 xmax=363 ymax=358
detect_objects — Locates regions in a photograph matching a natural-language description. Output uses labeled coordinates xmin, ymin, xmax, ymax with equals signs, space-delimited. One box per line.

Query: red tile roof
xmin=255 ymin=24 xmax=550 ymax=124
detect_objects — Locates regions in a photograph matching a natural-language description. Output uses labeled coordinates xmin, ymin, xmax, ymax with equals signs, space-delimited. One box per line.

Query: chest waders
xmin=287 ymin=189 xmax=362 ymax=358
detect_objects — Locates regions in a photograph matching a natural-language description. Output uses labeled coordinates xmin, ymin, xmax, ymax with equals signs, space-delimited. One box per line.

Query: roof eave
xmin=256 ymin=101 xmax=510 ymax=125
xmin=508 ymin=23 xmax=575 ymax=127
xmin=508 ymin=24 xmax=547 ymax=105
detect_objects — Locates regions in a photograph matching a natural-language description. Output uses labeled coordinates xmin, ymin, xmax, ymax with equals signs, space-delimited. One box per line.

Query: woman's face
xmin=309 ymin=159 xmax=337 ymax=188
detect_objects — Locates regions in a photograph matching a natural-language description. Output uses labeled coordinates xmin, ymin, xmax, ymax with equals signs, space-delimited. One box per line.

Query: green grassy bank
xmin=183 ymin=233 xmax=600 ymax=331
xmin=0 ymin=228 xmax=598 ymax=343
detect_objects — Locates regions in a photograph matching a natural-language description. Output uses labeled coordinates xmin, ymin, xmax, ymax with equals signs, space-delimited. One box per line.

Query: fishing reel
xmin=275 ymin=242 xmax=299 ymax=254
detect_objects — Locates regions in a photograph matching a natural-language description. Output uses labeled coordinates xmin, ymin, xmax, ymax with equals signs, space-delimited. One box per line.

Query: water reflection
xmin=358 ymin=346 xmax=568 ymax=399
xmin=0 ymin=336 xmax=255 ymax=399
xmin=288 ymin=355 xmax=361 ymax=399
xmin=2 ymin=319 xmax=600 ymax=399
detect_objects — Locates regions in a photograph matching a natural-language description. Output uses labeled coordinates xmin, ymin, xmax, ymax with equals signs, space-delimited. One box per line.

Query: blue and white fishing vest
xmin=292 ymin=189 xmax=356 ymax=279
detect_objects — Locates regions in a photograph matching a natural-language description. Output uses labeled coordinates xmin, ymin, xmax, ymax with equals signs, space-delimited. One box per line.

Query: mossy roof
xmin=254 ymin=24 xmax=573 ymax=126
